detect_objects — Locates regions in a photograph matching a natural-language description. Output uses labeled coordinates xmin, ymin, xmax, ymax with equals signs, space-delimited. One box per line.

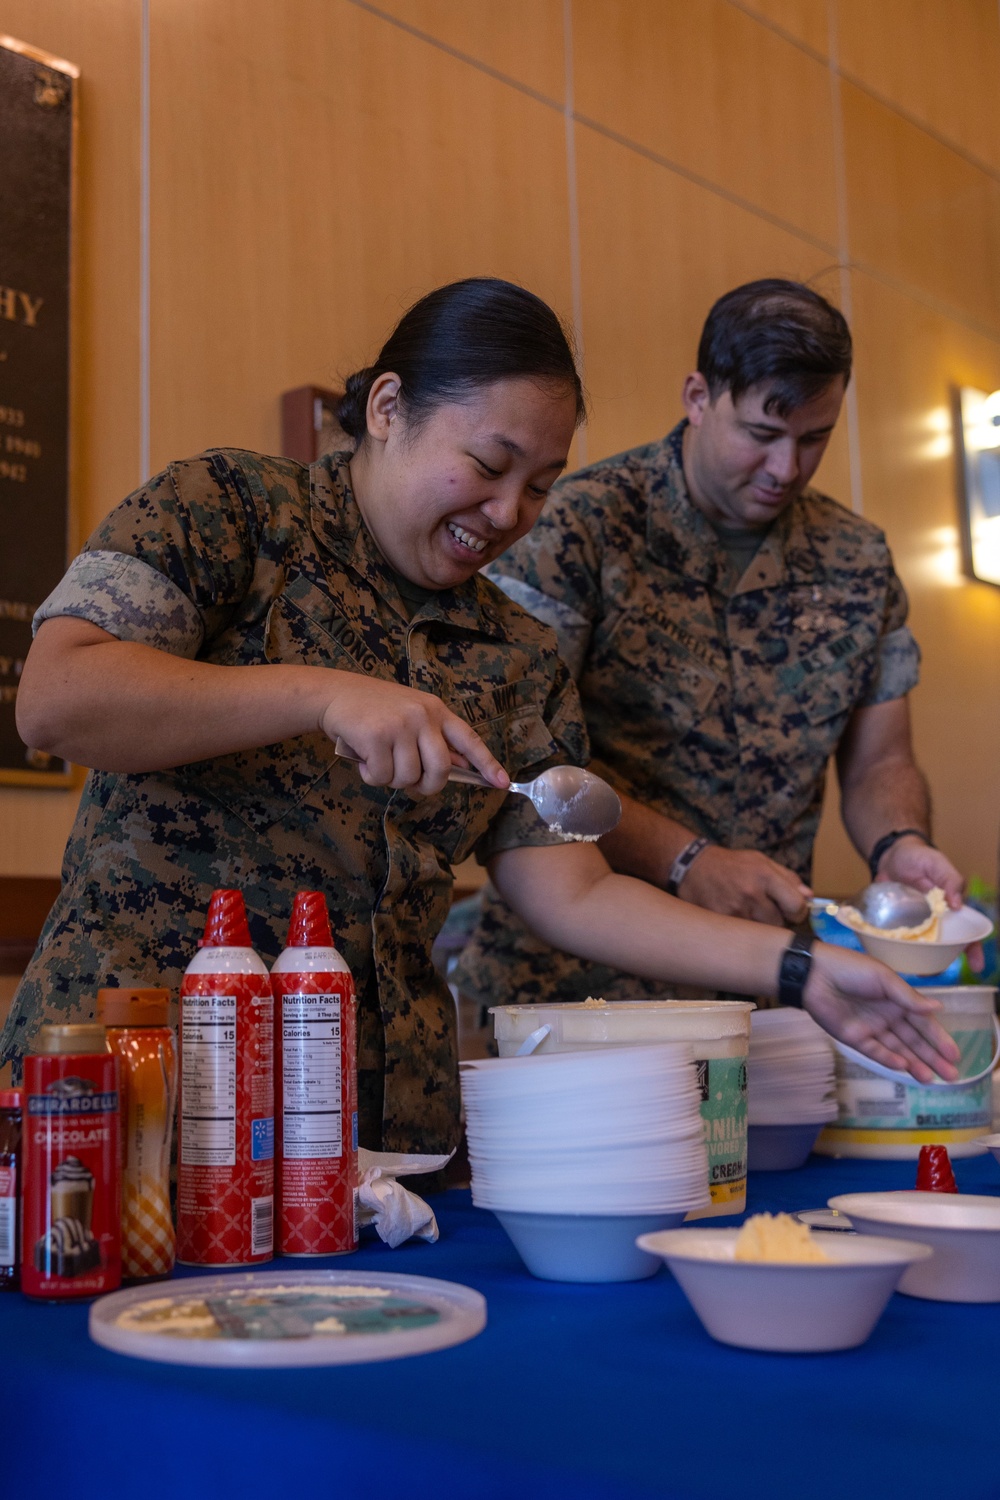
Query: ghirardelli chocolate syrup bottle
xmin=21 ymin=1025 xmax=122 ymax=1300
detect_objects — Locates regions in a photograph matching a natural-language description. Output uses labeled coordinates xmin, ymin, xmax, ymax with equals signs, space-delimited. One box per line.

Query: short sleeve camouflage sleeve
xmin=858 ymin=563 xmax=921 ymax=706
xmin=32 ymin=452 xmax=264 ymax=655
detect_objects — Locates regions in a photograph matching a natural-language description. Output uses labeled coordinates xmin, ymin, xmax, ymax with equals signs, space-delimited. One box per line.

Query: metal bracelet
xmin=867 ymin=827 xmax=932 ymax=882
xmin=666 ymin=837 xmax=711 ymax=897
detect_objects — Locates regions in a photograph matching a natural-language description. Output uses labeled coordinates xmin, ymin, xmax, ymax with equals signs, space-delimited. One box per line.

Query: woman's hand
xmin=318 ymin=675 xmax=508 ymax=797
xmin=803 ymin=942 xmax=960 ymax=1084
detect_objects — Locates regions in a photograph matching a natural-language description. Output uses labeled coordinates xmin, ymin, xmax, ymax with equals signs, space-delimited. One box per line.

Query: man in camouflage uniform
xmin=3 ymin=448 xmax=585 ymax=1154
xmin=453 ymin=280 xmax=965 ymax=1008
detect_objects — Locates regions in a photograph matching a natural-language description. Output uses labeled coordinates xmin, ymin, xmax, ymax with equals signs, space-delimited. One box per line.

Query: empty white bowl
xmin=747 ymin=1122 xmax=822 ymax=1172
xmin=636 ymin=1227 xmax=932 ymax=1351
xmin=495 ymin=1210 xmax=686 ymax=1282
xmin=829 ymin=1191 xmax=1000 ymax=1302
xmin=852 ymin=904 xmax=993 ymax=975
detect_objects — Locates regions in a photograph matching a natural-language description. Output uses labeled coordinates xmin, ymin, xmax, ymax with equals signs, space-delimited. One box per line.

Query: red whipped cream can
xmin=21 ymin=1024 xmax=122 ymax=1301
xmin=177 ymin=890 xmax=274 ymax=1266
xmin=272 ymin=892 xmax=358 ymax=1256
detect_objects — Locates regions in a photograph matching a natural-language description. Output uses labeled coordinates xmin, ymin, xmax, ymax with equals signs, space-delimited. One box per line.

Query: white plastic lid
xmin=89 ymin=1269 xmax=486 ymax=1367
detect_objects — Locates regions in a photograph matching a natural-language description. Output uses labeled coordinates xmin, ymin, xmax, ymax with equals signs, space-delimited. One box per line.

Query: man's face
xmin=681 ymin=374 xmax=846 ymax=528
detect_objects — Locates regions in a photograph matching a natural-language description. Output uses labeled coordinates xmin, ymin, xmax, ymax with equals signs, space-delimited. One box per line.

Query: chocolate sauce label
xmin=21 ymin=1053 xmax=121 ymax=1299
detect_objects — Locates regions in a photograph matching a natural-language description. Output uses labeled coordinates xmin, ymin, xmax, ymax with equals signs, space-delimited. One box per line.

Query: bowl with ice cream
xmin=830 ymin=887 xmax=993 ymax=975
xmin=637 ymin=1212 xmax=931 ymax=1351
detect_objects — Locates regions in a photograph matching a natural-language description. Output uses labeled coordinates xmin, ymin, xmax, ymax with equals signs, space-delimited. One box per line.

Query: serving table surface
xmin=4 ymin=1153 xmax=999 ymax=1500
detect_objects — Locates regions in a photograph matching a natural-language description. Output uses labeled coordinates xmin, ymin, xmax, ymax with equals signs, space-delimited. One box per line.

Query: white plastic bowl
xmin=853 ymin=904 xmax=993 ymax=975
xmin=636 ymin=1227 xmax=931 ymax=1351
xmin=495 ymin=1210 xmax=687 ymax=1282
xmin=747 ymin=1122 xmax=823 ymax=1171
xmin=828 ymin=1191 xmax=1000 ymax=1301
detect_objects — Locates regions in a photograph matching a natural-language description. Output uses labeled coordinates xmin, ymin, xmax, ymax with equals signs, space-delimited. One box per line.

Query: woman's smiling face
xmin=349 ymin=374 xmax=579 ymax=589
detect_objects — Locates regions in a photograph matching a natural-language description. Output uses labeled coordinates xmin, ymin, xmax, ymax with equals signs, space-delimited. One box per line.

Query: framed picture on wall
xmin=281 ymin=385 xmax=351 ymax=465
xmin=0 ymin=34 xmax=78 ymax=787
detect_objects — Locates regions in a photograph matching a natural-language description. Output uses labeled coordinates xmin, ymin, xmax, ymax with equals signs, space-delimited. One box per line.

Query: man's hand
xmin=679 ymin=846 xmax=812 ymax=925
xmin=876 ymin=835 xmax=983 ymax=971
xmin=803 ymin=942 xmax=960 ymax=1083
xmin=877 ymin=834 xmax=964 ymax=906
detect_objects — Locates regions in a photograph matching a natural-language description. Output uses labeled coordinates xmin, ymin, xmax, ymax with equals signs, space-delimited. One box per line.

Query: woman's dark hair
xmin=337 ymin=277 xmax=585 ymax=442
xmin=697 ymin=279 xmax=852 ymax=416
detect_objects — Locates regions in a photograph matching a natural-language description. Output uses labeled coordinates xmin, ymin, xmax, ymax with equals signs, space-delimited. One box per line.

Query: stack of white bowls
xmin=461 ymin=1043 xmax=710 ymax=1282
xmin=747 ymin=1008 xmax=838 ymax=1170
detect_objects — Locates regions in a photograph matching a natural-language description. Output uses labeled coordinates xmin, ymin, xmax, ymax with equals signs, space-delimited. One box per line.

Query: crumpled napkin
xmin=356 ymin=1149 xmax=453 ymax=1248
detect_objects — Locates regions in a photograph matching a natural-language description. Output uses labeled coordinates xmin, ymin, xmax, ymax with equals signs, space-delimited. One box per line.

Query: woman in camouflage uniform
xmin=11 ymin=279 xmax=957 ymax=1153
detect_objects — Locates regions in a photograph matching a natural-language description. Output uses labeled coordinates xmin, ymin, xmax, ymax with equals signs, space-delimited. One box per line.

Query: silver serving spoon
xmin=812 ymin=881 xmax=933 ymax=931
xmin=334 ymin=739 xmax=622 ymax=841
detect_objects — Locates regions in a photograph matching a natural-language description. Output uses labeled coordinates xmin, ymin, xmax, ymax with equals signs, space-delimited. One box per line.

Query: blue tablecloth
xmin=5 ymin=1153 xmax=1000 ymax=1500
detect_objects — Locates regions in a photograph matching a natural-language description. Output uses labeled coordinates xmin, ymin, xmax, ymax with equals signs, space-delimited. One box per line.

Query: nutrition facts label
xmin=181 ymin=994 xmax=237 ymax=1167
xmin=281 ymin=993 xmax=343 ymax=1160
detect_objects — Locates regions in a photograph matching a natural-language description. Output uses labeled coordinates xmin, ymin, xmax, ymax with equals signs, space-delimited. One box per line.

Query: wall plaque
xmin=0 ymin=35 xmax=78 ymax=787
xmin=281 ymin=385 xmax=349 ymax=465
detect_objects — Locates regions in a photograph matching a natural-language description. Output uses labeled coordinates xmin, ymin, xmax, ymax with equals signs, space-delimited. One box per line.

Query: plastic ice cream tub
xmin=490 ymin=1001 xmax=753 ymax=1219
xmin=816 ymin=987 xmax=999 ymax=1160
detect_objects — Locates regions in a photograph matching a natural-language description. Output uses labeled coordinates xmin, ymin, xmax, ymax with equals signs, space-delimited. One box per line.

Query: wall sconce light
xmin=955 ymin=386 xmax=1000 ymax=587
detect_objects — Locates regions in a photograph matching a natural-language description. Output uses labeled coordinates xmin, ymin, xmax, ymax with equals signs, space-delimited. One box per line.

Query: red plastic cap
xmin=199 ymin=889 xmax=253 ymax=948
xmin=0 ymin=1089 xmax=21 ymax=1110
xmin=286 ymin=891 xmax=334 ymax=948
xmin=915 ymin=1143 xmax=958 ymax=1193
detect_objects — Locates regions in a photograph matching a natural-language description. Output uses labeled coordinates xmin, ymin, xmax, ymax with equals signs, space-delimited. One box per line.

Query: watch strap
xmin=778 ymin=931 xmax=815 ymax=1009
xmin=867 ymin=827 xmax=933 ymax=881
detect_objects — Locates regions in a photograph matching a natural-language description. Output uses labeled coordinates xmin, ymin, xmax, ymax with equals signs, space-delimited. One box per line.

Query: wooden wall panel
xmin=842 ymin=81 xmax=1000 ymax=334
xmin=732 ymin=0 xmax=829 ymax=56
xmin=816 ymin=271 xmax=1000 ymax=892
xmin=148 ymin=0 xmax=573 ymax=470
xmin=0 ymin=0 xmax=140 ymax=877
xmin=572 ymin=0 xmax=839 ymax=249
xmin=575 ymin=125 xmax=844 ymax=464
xmin=837 ymin=0 xmax=1000 ymax=173
xmin=363 ymin=0 xmax=566 ymax=102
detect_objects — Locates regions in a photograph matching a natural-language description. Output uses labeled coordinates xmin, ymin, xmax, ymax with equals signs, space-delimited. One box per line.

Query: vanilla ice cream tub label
xmin=687 ymin=1055 xmax=748 ymax=1218
xmin=834 ymin=1030 xmax=993 ymax=1135
xmin=21 ymin=1053 xmax=122 ymax=1300
xmin=818 ymin=988 xmax=998 ymax=1158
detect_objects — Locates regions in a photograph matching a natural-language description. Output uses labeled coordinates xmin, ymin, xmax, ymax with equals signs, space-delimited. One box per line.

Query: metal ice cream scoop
xmin=850 ymin=882 xmax=934 ymax=929
xmin=334 ymin=740 xmax=623 ymax=842
xmin=812 ymin=881 xmax=933 ymax=931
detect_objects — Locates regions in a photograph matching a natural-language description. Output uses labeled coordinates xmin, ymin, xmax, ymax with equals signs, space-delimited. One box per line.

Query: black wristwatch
xmin=867 ymin=828 xmax=933 ymax=882
xmin=778 ymin=931 xmax=815 ymax=1008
